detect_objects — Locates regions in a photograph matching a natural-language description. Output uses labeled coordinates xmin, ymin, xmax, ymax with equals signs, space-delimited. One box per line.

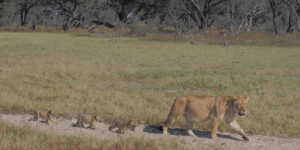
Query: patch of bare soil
xmin=1 ymin=114 xmax=300 ymax=150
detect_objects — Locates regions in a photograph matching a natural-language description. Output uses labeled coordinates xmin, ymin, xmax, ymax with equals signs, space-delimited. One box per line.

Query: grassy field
xmin=0 ymin=31 xmax=299 ymax=147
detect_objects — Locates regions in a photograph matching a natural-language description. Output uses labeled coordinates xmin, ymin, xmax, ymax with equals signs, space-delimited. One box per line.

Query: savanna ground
xmin=0 ymin=30 xmax=300 ymax=149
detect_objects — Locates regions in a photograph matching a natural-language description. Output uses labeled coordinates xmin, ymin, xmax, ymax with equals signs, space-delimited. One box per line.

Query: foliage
xmin=0 ymin=0 xmax=300 ymax=34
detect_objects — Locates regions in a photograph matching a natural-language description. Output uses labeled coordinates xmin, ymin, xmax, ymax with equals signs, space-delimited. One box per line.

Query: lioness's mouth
xmin=238 ymin=113 xmax=245 ymax=116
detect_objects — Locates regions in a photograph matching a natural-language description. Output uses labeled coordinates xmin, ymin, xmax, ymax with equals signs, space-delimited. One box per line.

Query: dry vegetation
xmin=0 ymin=119 xmax=188 ymax=150
xmin=0 ymin=30 xmax=299 ymax=148
xmin=2 ymin=25 xmax=300 ymax=47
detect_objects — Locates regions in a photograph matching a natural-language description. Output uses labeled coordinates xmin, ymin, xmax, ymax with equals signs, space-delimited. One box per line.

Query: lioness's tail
xmin=163 ymin=96 xmax=188 ymax=127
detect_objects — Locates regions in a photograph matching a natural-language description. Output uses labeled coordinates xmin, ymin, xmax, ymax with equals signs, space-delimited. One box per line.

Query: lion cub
xmin=109 ymin=119 xmax=138 ymax=135
xmin=32 ymin=110 xmax=58 ymax=124
xmin=73 ymin=114 xmax=104 ymax=130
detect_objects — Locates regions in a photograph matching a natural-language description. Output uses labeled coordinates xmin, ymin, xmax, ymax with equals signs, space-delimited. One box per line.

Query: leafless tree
xmin=182 ymin=0 xmax=226 ymax=31
xmin=281 ymin=0 xmax=300 ymax=32
xmin=270 ymin=0 xmax=282 ymax=35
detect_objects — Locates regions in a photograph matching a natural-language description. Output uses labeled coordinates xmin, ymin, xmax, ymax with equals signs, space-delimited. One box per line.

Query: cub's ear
xmin=130 ymin=119 xmax=134 ymax=123
xmin=48 ymin=110 xmax=53 ymax=114
xmin=232 ymin=95 xmax=238 ymax=102
xmin=244 ymin=96 xmax=249 ymax=103
xmin=93 ymin=115 xmax=98 ymax=120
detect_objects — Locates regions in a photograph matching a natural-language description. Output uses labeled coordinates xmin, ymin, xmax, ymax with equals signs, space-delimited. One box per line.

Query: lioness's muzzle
xmin=238 ymin=112 xmax=245 ymax=116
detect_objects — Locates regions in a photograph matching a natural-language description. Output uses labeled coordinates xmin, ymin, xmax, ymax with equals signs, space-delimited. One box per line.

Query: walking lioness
xmin=162 ymin=94 xmax=250 ymax=141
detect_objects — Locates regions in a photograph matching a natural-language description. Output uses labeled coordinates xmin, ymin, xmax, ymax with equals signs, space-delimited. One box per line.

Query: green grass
xmin=0 ymin=32 xmax=299 ymax=138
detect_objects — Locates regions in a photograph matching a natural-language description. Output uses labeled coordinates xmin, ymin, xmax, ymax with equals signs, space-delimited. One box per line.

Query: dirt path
xmin=1 ymin=114 xmax=299 ymax=150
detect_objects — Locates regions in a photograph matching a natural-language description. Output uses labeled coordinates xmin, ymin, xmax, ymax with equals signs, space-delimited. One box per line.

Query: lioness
xmin=162 ymin=94 xmax=250 ymax=141
xmin=32 ymin=110 xmax=58 ymax=124
xmin=109 ymin=119 xmax=138 ymax=135
xmin=73 ymin=114 xmax=104 ymax=130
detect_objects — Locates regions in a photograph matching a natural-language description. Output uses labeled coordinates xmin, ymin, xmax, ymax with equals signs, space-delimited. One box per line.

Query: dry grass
xmin=0 ymin=119 xmax=189 ymax=150
xmin=2 ymin=25 xmax=300 ymax=47
xmin=0 ymin=32 xmax=300 ymax=140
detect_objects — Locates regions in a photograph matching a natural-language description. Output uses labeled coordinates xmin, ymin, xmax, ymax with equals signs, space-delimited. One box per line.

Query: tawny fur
xmin=73 ymin=114 xmax=104 ymax=130
xmin=162 ymin=94 xmax=250 ymax=141
xmin=109 ymin=119 xmax=138 ymax=135
xmin=32 ymin=110 xmax=58 ymax=124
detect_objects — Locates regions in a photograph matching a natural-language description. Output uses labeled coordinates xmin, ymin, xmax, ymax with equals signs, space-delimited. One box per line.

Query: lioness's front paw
xmin=212 ymin=135 xmax=219 ymax=140
xmin=242 ymin=135 xmax=249 ymax=141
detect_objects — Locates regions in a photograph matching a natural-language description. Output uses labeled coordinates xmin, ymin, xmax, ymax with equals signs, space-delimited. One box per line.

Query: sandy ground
xmin=1 ymin=114 xmax=300 ymax=150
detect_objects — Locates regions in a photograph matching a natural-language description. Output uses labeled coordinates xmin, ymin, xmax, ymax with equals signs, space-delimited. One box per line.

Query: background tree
xmin=0 ymin=0 xmax=298 ymax=35
xmin=14 ymin=0 xmax=39 ymax=26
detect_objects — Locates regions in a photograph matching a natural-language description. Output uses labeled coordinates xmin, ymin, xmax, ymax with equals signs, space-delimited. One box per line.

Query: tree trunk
xmin=270 ymin=0 xmax=282 ymax=35
xmin=20 ymin=3 xmax=37 ymax=26
xmin=20 ymin=6 xmax=25 ymax=26
xmin=230 ymin=0 xmax=235 ymax=34
xmin=287 ymin=9 xmax=298 ymax=32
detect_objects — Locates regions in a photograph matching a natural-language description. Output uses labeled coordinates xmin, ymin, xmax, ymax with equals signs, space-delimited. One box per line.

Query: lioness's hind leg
xmin=184 ymin=117 xmax=196 ymax=137
xmin=163 ymin=116 xmax=177 ymax=135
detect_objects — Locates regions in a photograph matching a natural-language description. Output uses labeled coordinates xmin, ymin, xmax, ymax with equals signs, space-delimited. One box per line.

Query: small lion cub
xmin=73 ymin=114 xmax=104 ymax=130
xmin=32 ymin=110 xmax=58 ymax=124
xmin=109 ymin=119 xmax=138 ymax=135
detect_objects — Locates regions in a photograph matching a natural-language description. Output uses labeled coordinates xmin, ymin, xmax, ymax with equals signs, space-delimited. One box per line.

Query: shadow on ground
xmin=143 ymin=125 xmax=241 ymax=141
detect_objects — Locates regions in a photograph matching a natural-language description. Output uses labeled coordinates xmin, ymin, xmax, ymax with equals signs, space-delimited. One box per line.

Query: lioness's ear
xmin=94 ymin=115 xmax=98 ymax=120
xmin=244 ymin=96 xmax=249 ymax=103
xmin=131 ymin=119 xmax=134 ymax=124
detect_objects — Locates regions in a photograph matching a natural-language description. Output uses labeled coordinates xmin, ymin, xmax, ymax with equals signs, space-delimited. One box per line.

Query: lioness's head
xmin=232 ymin=95 xmax=249 ymax=118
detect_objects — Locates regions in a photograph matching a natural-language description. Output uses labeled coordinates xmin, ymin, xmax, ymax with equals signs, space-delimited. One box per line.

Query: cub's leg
xmin=211 ymin=118 xmax=220 ymax=139
xmin=73 ymin=116 xmax=81 ymax=127
xmin=109 ymin=123 xmax=116 ymax=131
xmin=87 ymin=121 xmax=99 ymax=130
xmin=47 ymin=112 xmax=58 ymax=124
xmin=32 ymin=112 xmax=38 ymax=121
xmin=80 ymin=122 xmax=85 ymax=128
xmin=73 ymin=120 xmax=80 ymax=127
xmin=225 ymin=119 xmax=249 ymax=141
xmin=183 ymin=115 xmax=196 ymax=136
xmin=122 ymin=128 xmax=127 ymax=135
xmin=35 ymin=112 xmax=40 ymax=122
